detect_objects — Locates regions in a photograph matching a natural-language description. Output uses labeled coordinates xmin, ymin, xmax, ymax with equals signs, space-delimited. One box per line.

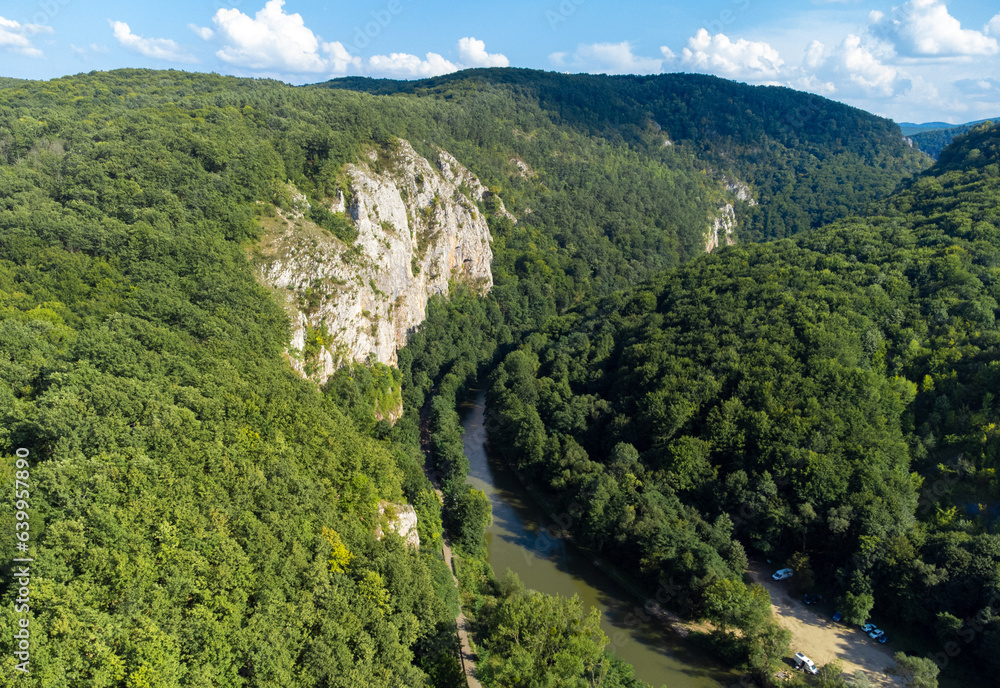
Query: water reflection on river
xmin=459 ymin=390 xmax=737 ymax=688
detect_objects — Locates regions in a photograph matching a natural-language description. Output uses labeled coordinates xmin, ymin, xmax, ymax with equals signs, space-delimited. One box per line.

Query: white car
xmin=794 ymin=652 xmax=819 ymax=675
xmin=772 ymin=568 xmax=793 ymax=580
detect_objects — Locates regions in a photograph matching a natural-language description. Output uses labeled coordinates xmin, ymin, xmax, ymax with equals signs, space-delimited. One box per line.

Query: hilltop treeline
xmin=486 ymin=124 xmax=1000 ymax=682
xmin=0 ymin=67 xmax=948 ymax=687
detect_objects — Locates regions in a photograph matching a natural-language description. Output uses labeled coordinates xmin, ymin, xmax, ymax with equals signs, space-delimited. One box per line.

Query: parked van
xmin=794 ymin=652 xmax=818 ymax=674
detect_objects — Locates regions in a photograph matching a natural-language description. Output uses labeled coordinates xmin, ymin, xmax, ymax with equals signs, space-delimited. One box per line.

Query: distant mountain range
xmin=897 ymin=117 xmax=998 ymax=136
xmin=897 ymin=116 xmax=998 ymax=158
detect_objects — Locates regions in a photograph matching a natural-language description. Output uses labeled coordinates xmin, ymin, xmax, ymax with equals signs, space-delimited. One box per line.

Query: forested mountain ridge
xmin=321 ymin=68 xmax=930 ymax=241
xmin=486 ymin=123 xmax=1000 ymax=684
xmin=0 ymin=66 xmax=957 ymax=688
xmin=909 ymin=119 xmax=999 ymax=159
xmin=0 ymin=69 xmax=473 ymax=687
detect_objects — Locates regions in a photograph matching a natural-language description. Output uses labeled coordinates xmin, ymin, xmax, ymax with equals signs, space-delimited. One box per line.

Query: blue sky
xmin=2 ymin=0 xmax=999 ymax=123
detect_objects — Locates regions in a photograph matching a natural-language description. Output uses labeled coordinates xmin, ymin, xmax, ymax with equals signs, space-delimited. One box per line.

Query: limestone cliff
xmin=254 ymin=139 xmax=500 ymax=382
xmin=705 ymin=176 xmax=754 ymax=252
xmin=375 ymin=501 xmax=420 ymax=550
xmin=706 ymin=202 xmax=737 ymax=253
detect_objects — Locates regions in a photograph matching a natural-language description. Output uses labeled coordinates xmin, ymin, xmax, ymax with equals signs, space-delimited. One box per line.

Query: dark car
xmin=803 ymin=593 xmax=823 ymax=605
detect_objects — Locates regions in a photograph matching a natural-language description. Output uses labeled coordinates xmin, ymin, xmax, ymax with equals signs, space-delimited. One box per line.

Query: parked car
xmin=832 ymin=611 xmax=842 ymax=622
xmin=794 ymin=652 xmax=819 ymax=675
xmin=861 ymin=623 xmax=878 ymax=633
xmin=803 ymin=593 xmax=823 ymax=605
xmin=878 ymin=634 xmax=889 ymax=644
xmin=772 ymin=568 xmax=794 ymax=581
xmin=869 ymin=629 xmax=885 ymax=640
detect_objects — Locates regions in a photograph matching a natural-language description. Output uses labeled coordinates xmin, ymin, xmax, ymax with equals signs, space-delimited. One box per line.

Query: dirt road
xmin=440 ymin=520 xmax=483 ymax=688
xmin=749 ymin=562 xmax=901 ymax=687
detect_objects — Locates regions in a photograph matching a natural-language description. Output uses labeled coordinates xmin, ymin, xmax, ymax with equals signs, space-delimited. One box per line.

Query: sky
xmin=2 ymin=0 xmax=999 ymax=123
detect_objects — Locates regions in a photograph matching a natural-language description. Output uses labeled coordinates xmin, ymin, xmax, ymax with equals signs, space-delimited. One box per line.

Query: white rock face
xmin=376 ymin=501 xmax=420 ymax=549
xmin=706 ymin=203 xmax=737 ymax=253
xmin=255 ymin=139 xmax=500 ymax=382
xmin=723 ymin=177 xmax=757 ymax=206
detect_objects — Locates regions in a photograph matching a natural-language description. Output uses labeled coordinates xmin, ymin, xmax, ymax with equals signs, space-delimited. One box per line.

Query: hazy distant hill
xmin=906 ymin=117 xmax=998 ymax=158
xmin=898 ymin=116 xmax=998 ymax=136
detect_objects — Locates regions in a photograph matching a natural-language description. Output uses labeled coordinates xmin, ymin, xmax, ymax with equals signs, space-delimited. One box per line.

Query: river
xmin=459 ymin=390 xmax=738 ymax=688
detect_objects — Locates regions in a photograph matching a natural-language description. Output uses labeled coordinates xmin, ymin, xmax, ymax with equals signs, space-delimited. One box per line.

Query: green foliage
xmin=470 ymin=571 xmax=649 ymax=688
xmin=888 ymin=652 xmax=940 ymax=688
xmin=0 ymin=66 xmax=991 ymax=687
xmin=323 ymin=68 xmax=929 ymax=242
xmin=308 ymin=204 xmax=358 ymax=244
xmin=909 ymin=119 xmax=998 ymax=159
xmin=481 ymin=122 xmax=1000 ymax=678
xmin=443 ymin=487 xmax=492 ymax=553
xmin=0 ymin=69 xmax=468 ymax=687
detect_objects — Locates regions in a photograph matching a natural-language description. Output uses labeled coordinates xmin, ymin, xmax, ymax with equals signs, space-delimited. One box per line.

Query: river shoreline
xmin=459 ymin=389 xmax=737 ymax=688
xmin=494 ymin=422 xmax=696 ymax=640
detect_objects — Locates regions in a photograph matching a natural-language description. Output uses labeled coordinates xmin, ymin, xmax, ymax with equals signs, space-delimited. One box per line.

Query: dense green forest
xmin=485 ymin=123 xmax=1000 ymax=684
xmin=909 ymin=119 xmax=998 ymax=159
xmin=323 ymin=69 xmax=929 ymax=241
xmin=0 ymin=65 xmax=978 ymax=688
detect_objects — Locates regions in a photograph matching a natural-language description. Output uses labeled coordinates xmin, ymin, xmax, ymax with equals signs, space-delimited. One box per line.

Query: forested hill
xmin=0 ymin=67 xmax=955 ymax=687
xmin=320 ymin=68 xmax=929 ymax=240
xmin=910 ymin=118 xmax=999 ymax=159
xmin=486 ymin=123 xmax=1000 ymax=685
xmin=0 ymin=69 xmax=479 ymax=686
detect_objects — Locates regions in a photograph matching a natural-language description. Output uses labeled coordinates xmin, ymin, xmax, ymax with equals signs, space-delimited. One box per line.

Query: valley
xmin=0 ymin=66 xmax=996 ymax=688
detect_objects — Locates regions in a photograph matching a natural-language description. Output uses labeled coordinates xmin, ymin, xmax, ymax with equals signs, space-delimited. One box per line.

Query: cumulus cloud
xmin=0 ymin=16 xmax=52 ymax=58
xmin=111 ymin=21 xmax=197 ymax=63
xmin=987 ymin=13 xmax=1000 ymax=37
xmin=679 ymin=29 xmax=784 ymax=80
xmin=210 ymin=0 xmax=359 ymax=74
xmin=457 ymin=37 xmax=508 ymax=68
xmin=188 ymin=24 xmax=214 ymax=41
xmin=367 ymin=51 xmax=458 ymax=77
xmin=551 ymin=41 xmax=664 ymax=75
xmin=869 ymin=0 xmax=998 ymax=57
xmin=805 ymin=35 xmax=903 ymax=97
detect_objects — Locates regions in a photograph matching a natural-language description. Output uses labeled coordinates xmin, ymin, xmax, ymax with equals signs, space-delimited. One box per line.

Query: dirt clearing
xmin=749 ymin=562 xmax=902 ymax=687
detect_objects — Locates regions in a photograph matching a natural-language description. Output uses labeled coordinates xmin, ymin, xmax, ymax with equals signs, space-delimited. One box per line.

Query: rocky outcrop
xmin=704 ymin=176 xmax=754 ymax=251
xmin=375 ymin=501 xmax=419 ymax=549
xmin=706 ymin=203 xmax=737 ymax=253
xmin=723 ymin=177 xmax=757 ymax=206
xmin=254 ymin=139 xmax=501 ymax=382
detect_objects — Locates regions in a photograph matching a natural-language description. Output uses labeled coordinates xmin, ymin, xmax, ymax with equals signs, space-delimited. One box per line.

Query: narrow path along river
xmin=459 ymin=390 xmax=739 ymax=688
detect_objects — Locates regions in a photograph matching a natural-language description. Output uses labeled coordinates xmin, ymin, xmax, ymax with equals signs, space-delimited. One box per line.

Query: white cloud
xmin=552 ymin=41 xmax=664 ymax=75
xmin=188 ymin=24 xmax=214 ymax=41
xmin=805 ymin=34 xmax=903 ymax=97
xmin=367 ymin=51 xmax=458 ymax=78
xmin=679 ymin=29 xmax=784 ymax=80
xmin=869 ymin=0 xmax=998 ymax=57
xmin=111 ymin=21 xmax=197 ymax=63
xmin=457 ymin=37 xmax=508 ymax=68
xmin=71 ymin=43 xmax=110 ymax=56
xmin=211 ymin=0 xmax=360 ymax=74
xmin=0 ymin=16 xmax=51 ymax=58
xmin=986 ymin=13 xmax=1000 ymax=37
xmin=954 ymin=77 xmax=1000 ymax=99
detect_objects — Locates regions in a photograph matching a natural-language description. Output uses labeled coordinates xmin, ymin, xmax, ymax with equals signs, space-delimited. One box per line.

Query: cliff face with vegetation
xmin=253 ymin=139 xmax=496 ymax=381
xmin=0 ymin=68 xmax=940 ymax=688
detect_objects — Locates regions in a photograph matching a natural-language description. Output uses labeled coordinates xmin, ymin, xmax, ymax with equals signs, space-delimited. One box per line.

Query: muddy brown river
xmin=459 ymin=390 xmax=738 ymax=688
